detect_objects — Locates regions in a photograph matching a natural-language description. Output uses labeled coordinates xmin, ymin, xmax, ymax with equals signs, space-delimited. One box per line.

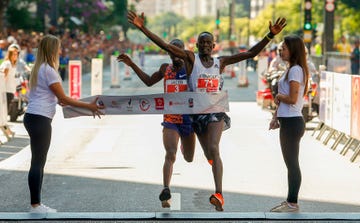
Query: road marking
xmin=170 ymin=193 xmax=181 ymax=211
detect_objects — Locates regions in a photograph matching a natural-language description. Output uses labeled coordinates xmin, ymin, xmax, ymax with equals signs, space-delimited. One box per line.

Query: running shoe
xmin=270 ymin=201 xmax=299 ymax=212
xmin=209 ymin=193 xmax=224 ymax=211
xmin=30 ymin=204 xmax=57 ymax=213
xmin=207 ymin=159 xmax=213 ymax=166
xmin=159 ymin=187 xmax=171 ymax=208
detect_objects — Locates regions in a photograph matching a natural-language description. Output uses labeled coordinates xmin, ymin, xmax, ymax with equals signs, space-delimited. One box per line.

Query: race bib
xmin=197 ymin=74 xmax=220 ymax=92
xmin=166 ymin=79 xmax=188 ymax=93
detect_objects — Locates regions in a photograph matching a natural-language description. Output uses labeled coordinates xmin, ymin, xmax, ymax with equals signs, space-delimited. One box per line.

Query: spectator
xmin=351 ymin=39 xmax=360 ymax=75
xmin=335 ymin=35 xmax=351 ymax=54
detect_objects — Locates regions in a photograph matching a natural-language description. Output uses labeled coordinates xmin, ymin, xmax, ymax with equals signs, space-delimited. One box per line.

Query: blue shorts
xmin=161 ymin=122 xmax=194 ymax=137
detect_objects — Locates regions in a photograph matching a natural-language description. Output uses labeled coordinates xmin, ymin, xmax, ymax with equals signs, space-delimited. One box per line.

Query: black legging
xmin=6 ymin=92 xmax=14 ymax=112
xmin=23 ymin=113 xmax=52 ymax=205
xmin=278 ymin=116 xmax=305 ymax=203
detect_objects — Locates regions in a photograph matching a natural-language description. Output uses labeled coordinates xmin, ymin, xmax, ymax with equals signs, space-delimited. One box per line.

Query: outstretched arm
xmin=128 ymin=11 xmax=190 ymax=60
xmin=220 ymin=17 xmax=287 ymax=70
xmin=117 ymin=53 xmax=164 ymax=86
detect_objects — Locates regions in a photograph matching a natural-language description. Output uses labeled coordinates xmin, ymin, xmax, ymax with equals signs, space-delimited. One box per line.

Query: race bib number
xmin=166 ymin=80 xmax=188 ymax=93
xmin=197 ymin=74 xmax=220 ymax=92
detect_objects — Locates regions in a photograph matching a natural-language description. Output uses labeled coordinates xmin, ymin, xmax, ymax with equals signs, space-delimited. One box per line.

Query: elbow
xmin=57 ymin=97 xmax=68 ymax=105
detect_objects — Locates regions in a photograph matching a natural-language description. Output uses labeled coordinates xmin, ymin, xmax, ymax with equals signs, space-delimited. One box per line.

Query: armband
xmin=265 ymin=35 xmax=272 ymax=41
xmin=267 ymin=32 xmax=275 ymax=39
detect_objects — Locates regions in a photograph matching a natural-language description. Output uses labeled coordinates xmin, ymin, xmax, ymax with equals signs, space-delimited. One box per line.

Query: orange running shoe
xmin=207 ymin=159 xmax=213 ymax=166
xmin=209 ymin=193 xmax=224 ymax=211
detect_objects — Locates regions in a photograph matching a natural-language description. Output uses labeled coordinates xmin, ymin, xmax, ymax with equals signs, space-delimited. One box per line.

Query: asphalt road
xmin=0 ymin=55 xmax=359 ymax=222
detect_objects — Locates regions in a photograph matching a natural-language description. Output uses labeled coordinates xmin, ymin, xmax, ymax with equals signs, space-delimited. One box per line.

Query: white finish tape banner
xmin=63 ymin=91 xmax=229 ymax=118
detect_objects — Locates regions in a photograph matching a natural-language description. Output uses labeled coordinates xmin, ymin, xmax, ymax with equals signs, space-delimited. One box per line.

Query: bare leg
xmin=196 ymin=121 xmax=223 ymax=193
xmin=162 ymin=128 xmax=179 ymax=187
xmin=180 ymin=132 xmax=196 ymax=162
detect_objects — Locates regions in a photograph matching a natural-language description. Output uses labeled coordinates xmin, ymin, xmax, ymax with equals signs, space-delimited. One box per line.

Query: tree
xmin=0 ymin=0 xmax=10 ymax=35
xmin=340 ymin=0 xmax=360 ymax=10
xmin=149 ymin=12 xmax=184 ymax=40
xmin=103 ymin=0 xmax=129 ymax=38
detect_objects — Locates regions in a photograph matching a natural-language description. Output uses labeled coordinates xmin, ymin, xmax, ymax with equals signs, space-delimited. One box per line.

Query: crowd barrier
xmin=312 ymin=71 xmax=360 ymax=164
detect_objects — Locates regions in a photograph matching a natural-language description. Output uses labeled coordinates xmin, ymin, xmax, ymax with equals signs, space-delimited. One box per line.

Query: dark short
xmin=190 ymin=112 xmax=231 ymax=135
xmin=161 ymin=122 xmax=194 ymax=137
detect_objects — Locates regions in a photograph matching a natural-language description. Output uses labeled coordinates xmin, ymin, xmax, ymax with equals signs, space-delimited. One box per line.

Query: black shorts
xmin=190 ymin=112 xmax=231 ymax=135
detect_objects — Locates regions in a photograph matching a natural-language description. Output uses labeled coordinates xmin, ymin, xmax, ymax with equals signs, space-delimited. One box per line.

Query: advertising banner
xmin=110 ymin=55 xmax=120 ymax=88
xmin=68 ymin=60 xmax=82 ymax=100
xmin=323 ymin=72 xmax=334 ymax=127
xmin=319 ymin=71 xmax=328 ymax=123
xmin=332 ymin=73 xmax=351 ymax=135
xmin=63 ymin=91 xmax=229 ymax=118
xmin=91 ymin=58 xmax=103 ymax=96
xmin=351 ymin=76 xmax=360 ymax=140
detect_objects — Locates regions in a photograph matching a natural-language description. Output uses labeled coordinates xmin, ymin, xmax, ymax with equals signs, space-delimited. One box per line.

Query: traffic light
xmin=304 ymin=22 xmax=312 ymax=30
xmin=304 ymin=0 xmax=312 ymax=31
xmin=216 ymin=19 xmax=221 ymax=26
xmin=215 ymin=9 xmax=220 ymax=27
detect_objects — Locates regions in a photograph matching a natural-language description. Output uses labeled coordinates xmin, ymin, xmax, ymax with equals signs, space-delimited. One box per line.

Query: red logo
xmin=155 ymin=97 xmax=164 ymax=110
xmin=139 ymin=98 xmax=150 ymax=111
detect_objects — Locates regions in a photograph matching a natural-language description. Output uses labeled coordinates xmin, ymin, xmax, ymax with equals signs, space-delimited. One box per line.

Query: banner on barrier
xmin=351 ymin=77 xmax=360 ymax=140
xmin=332 ymin=73 xmax=351 ymax=135
xmin=91 ymin=58 xmax=103 ymax=96
xmin=63 ymin=91 xmax=229 ymax=118
xmin=319 ymin=71 xmax=334 ymax=127
xmin=69 ymin=60 xmax=82 ymax=100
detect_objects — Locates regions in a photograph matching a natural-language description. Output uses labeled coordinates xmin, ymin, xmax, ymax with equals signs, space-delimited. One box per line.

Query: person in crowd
xmin=0 ymin=44 xmax=30 ymax=113
xmin=351 ymin=39 xmax=360 ymax=75
xmin=268 ymin=45 xmax=278 ymax=68
xmin=0 ymin=47 xmax=19 ymax=112
xmin=59 ymin=48 xmax=70 ymax=81
xmin=313 ymin=38 xmax=322 ymax=56
xmin=117 ymin=39 xmax=196 ymax=209
xmin=268 ymin=35 xmax=309 ymax=212
xmin=268 ymin=41 xmax=287 ymax=72
xmin=0 ymin=40 xmax=5 ymax=64
xmin=335 ymin=35 xmax=351 ymax=54
xmin=24 ymin=34 xmax=104 ymax=213
xmin=127 ymin=10 xmax=287 ymax=211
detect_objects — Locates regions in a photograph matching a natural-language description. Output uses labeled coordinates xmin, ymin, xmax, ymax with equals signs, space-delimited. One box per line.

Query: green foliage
xmin=340 ymin=0 xmax=360 ymax=10
xmin=6 ymin=0 xmax=38 ymax=31
xmin=334 ymin=1 xmax=360 ymax=40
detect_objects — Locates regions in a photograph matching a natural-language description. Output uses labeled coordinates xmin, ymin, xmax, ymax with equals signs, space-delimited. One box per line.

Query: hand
xmin=90 ymin=97 xmax=105 ymax=119
xmin=269 ymin=119 xmax=280 ymax=130
xmin=127 ymin=11 xmax=145 ymax=29
xmin=274 ymin=94 xmax=280 ymax=105
xmin=269 ymin=17 xmax=287 ymax=36
xmin=117 ymin=53 xmax=132 ymax=66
